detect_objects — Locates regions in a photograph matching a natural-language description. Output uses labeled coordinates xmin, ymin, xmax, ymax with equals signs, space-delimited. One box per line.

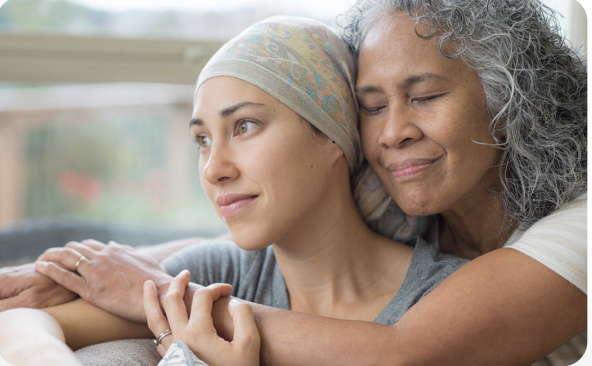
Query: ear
xmin=324 ymin=138 xmax=346 ymax=166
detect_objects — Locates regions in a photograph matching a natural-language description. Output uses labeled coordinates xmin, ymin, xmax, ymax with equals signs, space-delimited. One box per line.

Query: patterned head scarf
xmin=196 ymin=16 xmax=431 ymax=242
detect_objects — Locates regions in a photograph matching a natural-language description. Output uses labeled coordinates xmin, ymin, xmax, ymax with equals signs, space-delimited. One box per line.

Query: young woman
xmin=0 ymin=16 xmax=466 ymax=366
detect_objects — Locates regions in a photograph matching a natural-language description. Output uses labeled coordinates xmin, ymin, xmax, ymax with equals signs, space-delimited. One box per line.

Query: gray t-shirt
xmin=75 ymin=238 xmax=467 ymax=365
xmin=163 ymin=237 xmax=467 ymax=325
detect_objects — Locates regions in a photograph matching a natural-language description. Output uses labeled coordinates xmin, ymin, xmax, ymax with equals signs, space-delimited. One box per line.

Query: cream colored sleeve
xmin=505 ymin=192 xmax=587 ymax=295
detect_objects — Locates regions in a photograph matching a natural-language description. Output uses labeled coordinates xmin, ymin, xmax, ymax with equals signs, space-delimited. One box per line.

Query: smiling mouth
xmin=217 ymin=195 xmax=258 ymax=218
xmin=388 ymin=160 xmax=435 ymax=179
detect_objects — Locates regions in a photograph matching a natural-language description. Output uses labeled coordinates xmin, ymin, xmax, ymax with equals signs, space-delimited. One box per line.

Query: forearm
xmin=226 ymin=301 xmax=394 ymax=366
xmin=43 ymin=298 xmax=153 ymax=350
xmin=210 ymin=248 xmax=586 ymax=366
xmin=0 ymin=308 xmax=81 ymax=366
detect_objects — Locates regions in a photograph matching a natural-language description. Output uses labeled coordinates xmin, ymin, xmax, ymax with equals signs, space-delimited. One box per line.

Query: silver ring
xmin=74 ymin=255 xmax=86 ymax=272
xmin=154 ymin=329 xmax=172 ymax=347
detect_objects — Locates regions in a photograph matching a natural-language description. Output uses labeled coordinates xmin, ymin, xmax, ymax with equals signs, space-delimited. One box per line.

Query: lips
xmin=387 ymin=159 xmax=436 ymax=179
xmin=216 ymin=193 xmax=258 ymax=218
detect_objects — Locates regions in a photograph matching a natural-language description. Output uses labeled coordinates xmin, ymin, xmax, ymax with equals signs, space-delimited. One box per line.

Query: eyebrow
xmin=189 ymin=102 xmax=266 ymax=127
xmin=356 ymin=73 xmax=447 ymax=96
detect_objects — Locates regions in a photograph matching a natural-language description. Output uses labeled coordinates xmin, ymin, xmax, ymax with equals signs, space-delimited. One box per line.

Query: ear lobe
xmin=326 ymin=139 xmax=345 ymax=164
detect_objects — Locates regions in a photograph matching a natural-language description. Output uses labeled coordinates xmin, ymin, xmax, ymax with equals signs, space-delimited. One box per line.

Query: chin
xmin=230 ymin=229 xmax=274 ymax=252
xmin=394 ymin=194 xmax=439 ymax=217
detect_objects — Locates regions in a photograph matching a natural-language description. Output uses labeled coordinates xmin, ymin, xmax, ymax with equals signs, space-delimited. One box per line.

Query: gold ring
xmin=154 ymin=329 xmax=172 ymax=347
xmin=74 ymin=255 xmax=86 ymax=272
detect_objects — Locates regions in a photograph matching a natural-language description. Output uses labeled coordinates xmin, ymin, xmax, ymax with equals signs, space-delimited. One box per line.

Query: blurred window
xmin=0 ymin=0 xmax=585 ymax=231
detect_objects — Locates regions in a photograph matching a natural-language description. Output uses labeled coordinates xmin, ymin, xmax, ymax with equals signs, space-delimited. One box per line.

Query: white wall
xmin=545 ymin=0 xmax=587 ymax=52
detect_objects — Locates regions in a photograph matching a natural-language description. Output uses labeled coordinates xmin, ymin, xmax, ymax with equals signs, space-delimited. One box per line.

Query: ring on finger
xmin=154 ymin=329 xmax=172 ymax=347
xmin=74 ymin=255 xmax=86 ymax=273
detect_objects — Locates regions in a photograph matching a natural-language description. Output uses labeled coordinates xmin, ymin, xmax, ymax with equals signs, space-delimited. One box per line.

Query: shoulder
xmin=505 ymin=191 xmax=587 ymax=294
xmin=408 ymin=238 xmax=469 ymax=288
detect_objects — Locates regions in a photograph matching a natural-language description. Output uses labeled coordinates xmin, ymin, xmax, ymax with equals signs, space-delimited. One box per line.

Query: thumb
xmin=229 ymin=300 xmax=260 ymax=350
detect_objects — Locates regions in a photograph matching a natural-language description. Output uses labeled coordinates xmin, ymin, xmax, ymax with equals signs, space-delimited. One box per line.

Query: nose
xmin=377 ymin=106 xmax=423 ymax=148
xmin=201 ymin=143 xmax=239 ymax=185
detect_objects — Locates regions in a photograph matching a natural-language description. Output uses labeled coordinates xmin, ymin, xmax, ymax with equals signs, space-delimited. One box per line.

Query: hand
xmin=35 ymin=239 xmax=172 ymax=323
xmin=144 ymin=271 xmax=260 ymax=366
xmin=0 ymin=263 xmax=78 ymax=312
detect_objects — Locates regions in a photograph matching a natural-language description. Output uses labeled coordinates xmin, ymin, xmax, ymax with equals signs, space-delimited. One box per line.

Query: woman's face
xmin=356 ymin=13 xmax=499 ymax=217
xmin=192 ymin=76 xmax=339 ymax=250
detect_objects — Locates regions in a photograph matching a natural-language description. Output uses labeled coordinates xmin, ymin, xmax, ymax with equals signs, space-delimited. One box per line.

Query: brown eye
xmin=195 ymin=135 xmax=212 ymax=149
xmin=235 ymin=120 xmax=257 ymax=136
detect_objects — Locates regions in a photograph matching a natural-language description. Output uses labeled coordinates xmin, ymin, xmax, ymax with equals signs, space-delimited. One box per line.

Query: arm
xmin=0 ymin=300 xmax=152 ymax=364
xmin=42 ymin=298 xmax=154 ymax=350
xmin=37 ymin=230 xmax=586 ymax=365
xmin=210 ymin=248 xmax=585 ymax=366
xmin=0 ymin=308 xmax=81 ymax=366
xmin=0 ymin=234 xmax=227 ymax=312
xmin=35 ymin=237 xmax=236 ymax=323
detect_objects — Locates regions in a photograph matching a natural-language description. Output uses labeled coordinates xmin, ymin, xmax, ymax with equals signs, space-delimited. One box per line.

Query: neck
xmin=272 ymin=180 xmax=412 ymax=320
xmin=438 ymin=188 xmax=516 ymax=259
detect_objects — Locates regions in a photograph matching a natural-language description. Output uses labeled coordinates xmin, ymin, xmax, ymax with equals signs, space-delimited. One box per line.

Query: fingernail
xmin=229 ymin=299 xmax=240 ymax=306
xmin=177 ymin=270 xmax=189 ymax=278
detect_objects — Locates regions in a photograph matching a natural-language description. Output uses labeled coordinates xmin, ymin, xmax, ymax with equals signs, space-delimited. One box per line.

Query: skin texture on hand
xmin=144 ymin=271 xmax=260 ymax=366
xmin=35 ymin=239 xmax=173 ymax=323
xmin=0 ymin=262 xmax=78 ymax=312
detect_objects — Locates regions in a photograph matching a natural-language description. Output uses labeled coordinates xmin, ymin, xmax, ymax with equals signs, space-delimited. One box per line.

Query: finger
xmin=228 ymin=300 xmax=260 ymax=350
xmin=37 ymin=246 xmax=84 ymax=266
xmin=162 ymin=271 xmax=191 ymax=332
xmin=0 ymin=294 xmax=29 ymax=312
xmin=191 ymin=283 xmax=232 ymax=314
xmin=144 ymin=280 xmax=175 ymax=352
xmin=206 ymin=283 xmax=233 ymax=300
xmin=157 ymin=344 xmax=167 ymax=358
xmin=37 ymin=246 xmax=94 ymax=274
xmin=185 ymin=285 xmax=234 ymax=363
xmin=188 ymin=284 xmax=231 ymax=334
xmin=107 ymin=240 xmax=134 ymax=251
xmin=34 ymin=261 xmax=87 ymax=294
xmin=79 ymin=239 xmax=107 ymax=251
xmin=63 ymin=241 xmax=99 ymax=261
xmin=143 ymin=280 xmax=169 ymax=335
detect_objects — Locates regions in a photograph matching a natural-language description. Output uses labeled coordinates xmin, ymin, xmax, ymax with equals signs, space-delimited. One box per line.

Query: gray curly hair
xmin=340 ymin=0 xmax=587 ymax=228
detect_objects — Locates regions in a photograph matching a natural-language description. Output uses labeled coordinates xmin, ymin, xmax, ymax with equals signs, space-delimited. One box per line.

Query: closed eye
xmin=359 ymin=104 xmax=386 ymax=115
xmin=412 ymin=94 xmax=445 ymax=105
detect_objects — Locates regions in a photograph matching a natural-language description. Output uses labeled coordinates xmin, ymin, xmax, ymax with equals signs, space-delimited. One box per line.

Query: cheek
xmin=360 ymin=121 xmax=381 ymax=163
